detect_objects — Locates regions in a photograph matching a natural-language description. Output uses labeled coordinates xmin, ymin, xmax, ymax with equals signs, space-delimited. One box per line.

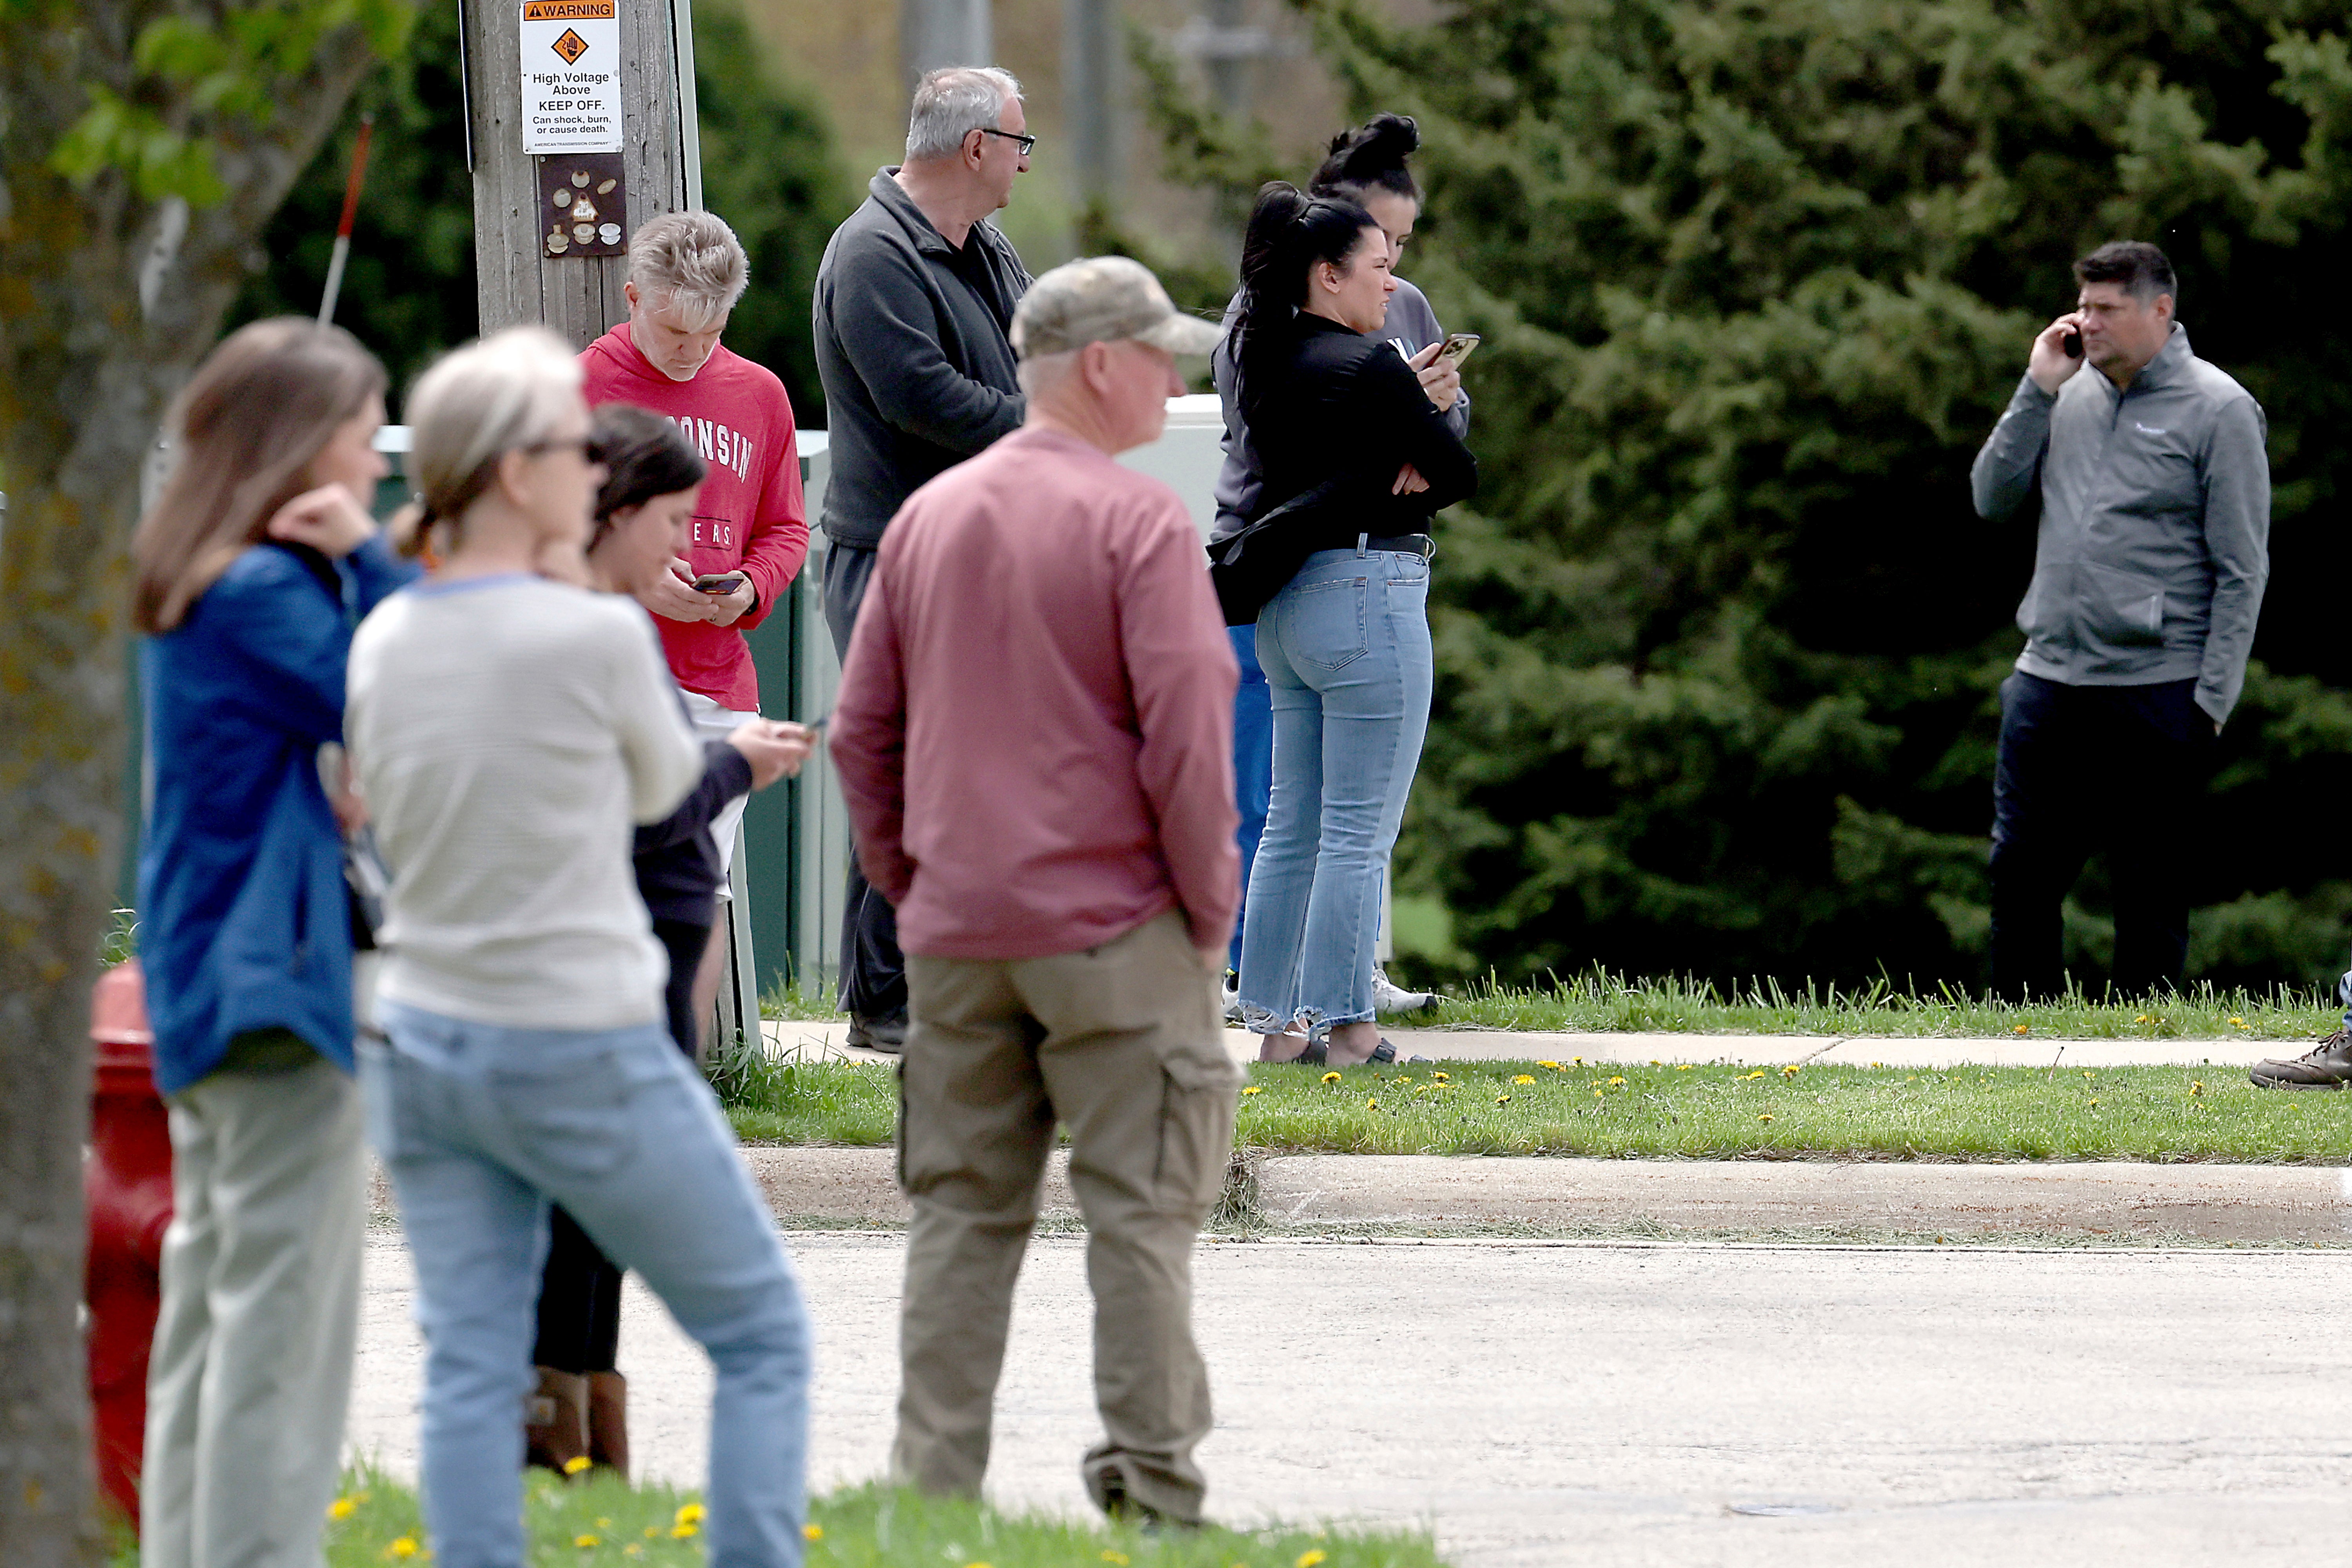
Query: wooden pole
xmin=465 ymin=0 xmax=700 ymax=346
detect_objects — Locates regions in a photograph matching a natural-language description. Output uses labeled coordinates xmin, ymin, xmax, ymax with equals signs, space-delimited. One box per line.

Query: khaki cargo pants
xmin=894 ymin=908 xmax=1241 ymax=1524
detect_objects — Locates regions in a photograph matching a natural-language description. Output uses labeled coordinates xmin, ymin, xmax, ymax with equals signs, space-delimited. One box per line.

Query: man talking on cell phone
xmin=1969 ymin=241 xmax=2269 ymax=1004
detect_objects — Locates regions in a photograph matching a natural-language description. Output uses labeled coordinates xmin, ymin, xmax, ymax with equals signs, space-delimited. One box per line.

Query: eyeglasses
xmin=523 ymin=435 xmax=602 ymax=462
xmin=975 ymin=127 xmax=1036 ymax=156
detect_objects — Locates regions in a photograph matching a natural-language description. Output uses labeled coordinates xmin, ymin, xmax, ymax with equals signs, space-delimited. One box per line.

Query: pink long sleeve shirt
xmin=829 ymin=425 xmax=1240 ymax=961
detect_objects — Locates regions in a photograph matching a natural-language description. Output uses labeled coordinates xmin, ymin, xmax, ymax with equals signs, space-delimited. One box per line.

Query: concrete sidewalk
xmin=709 ymin=1147 xmax=2352 ymax=1245
xmin=761 ymin=1018 xmax=2288 ymax=1070
xmin=348 ymin=1231 xmax=2352 ymax=1566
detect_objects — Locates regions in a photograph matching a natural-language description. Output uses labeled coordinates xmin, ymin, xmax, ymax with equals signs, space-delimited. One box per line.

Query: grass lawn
xmin=765 ymin=971 xmax=2341 ymax=1041
xmin=120 ymin=1468 xmax=1445 ymax=1567
xmin=724 ymin=1057 xmax=2352 ymax=1163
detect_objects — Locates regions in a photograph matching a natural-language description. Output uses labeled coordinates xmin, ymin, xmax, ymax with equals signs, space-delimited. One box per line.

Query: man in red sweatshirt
xmin=580 ymin=211 xmax=809 ymax=1040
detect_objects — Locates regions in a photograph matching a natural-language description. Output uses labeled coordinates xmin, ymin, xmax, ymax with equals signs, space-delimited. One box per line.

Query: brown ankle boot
xmin=585 ymin=1370 xmax=630 ymax=1477
xmin=524 ymin=1367 xmax=589 ymax=1474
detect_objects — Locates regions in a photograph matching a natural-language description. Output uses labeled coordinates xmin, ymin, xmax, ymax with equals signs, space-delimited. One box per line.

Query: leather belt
xmin=1358 ymin=533 xmax=1435 ymax=561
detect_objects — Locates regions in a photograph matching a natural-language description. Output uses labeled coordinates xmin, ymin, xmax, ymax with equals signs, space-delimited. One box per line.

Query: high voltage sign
xmin=519 ymin=0 xmax=620 ymax=153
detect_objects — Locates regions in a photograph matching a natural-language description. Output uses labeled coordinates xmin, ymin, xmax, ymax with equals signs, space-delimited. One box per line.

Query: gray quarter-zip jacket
xmin=1970 ymin=324 xmax=2269 ymax=724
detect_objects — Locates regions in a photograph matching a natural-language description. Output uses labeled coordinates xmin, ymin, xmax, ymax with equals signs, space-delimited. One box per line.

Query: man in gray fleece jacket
xmin=811 ymin=64 xmax=1033 ymax=1050
xmin=1970 ymin=240 xmax=2269 ymax=1003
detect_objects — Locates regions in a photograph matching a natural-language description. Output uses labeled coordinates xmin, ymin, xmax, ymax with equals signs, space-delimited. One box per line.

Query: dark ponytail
xmin=1230 ymin=181 xmax=1381 ymax=413
xmin=1308 ymin=112 xmax=1421 ymax=205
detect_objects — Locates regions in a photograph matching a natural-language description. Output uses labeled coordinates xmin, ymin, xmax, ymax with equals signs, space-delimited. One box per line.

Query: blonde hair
xmin=388 ymin=327 xmax=583 ymax=555
xmin=626 ymin=211 xmax=748 ymax=333
xmin=130 ymin=319 xmax=386 ymax=634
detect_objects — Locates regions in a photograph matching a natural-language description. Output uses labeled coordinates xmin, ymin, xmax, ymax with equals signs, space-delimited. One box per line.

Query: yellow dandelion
xmin=675 ymin=1504 xmax=706 ymax=1526
xmin=328 ymin=1497 xmax=357 ymax=1521
xmin=2135 ymin=1014 xmax=2152 ymax=1024
xmin=804 ymin=1524 xmax=824 ymax=1541
xmin=1298 ymin=1550 xmax=1330 ymax=1568
xmin=1572 ymin=1056 xmax=1584 ymax=1065
xmin=574 ymin=1534 xmax=600 ymax=1549
xmin=596 ymin=1518 xmax=612 ymax=1530
xmin=1366 ymin=1097 xmax=1379 ymax=1110
xmin=561 ymin=1455 xmax=591 ymax=1476
xmin=1514 ymin=1074 xmax=1536 ymax=1085
xmin=1677 ymin=1063 xmax=1693 ymax=1071
xmin=1321 ymin=1071 xmax=1341 ymax=1084
xmin=2089 ymin=1099 xmax=2099 ymax=1107
xmin=1592 ymin=1088 xmax=1603 ymax=1098
xmin=2013 ymin=1024 xmax=2030 ymax=1035
xmin=1496 ymin=1094 xmax=1512 ymax=1105
xmin=671 ymin=1524 xmax=700 ymax=1540
xmin=2083 ymin=1070 xmax=2094 ymax=1079
xmin=1608 ymin=1075 xmax=1626 ymax=1087
xmin=388 ymin=1539 xmax=421 ymax=1561
xmin=1241 ymin=1086 xmax=1263 ymax=1096
xmin=1432 ymin=1071 xmax=1450 ymax=1082
xmin=1758 ymin=1114 xmax=1775 ymax=1123
xmin=1779 ymin=1064 xmax=1799 ymax=1077
xmin=1536 ymin=1059 xmax=1561 ymax=1069
xmin=2190 ymin=1080 xmax=2204 ymax=1096
xmin=2230 ymin=1016 xmax=2246 ymax=1027
xmin=1395 ymin=1075 xmax=1413 ymax=1084
xmin=1741 ymin=1070 xmax=1766 ymax=1081
xmin=1649 ymin=1058 xmax=1661 ymax=1066
xmin=1869 ymin=1061 xmax=1882 ymax=1069
xmin=1104 ymin=1553 xmax=1131 ymax=1565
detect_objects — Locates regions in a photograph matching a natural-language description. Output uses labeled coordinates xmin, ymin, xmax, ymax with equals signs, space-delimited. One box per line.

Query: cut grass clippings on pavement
xmin=130 ymin=1466 xmax=1448 ymax=1567
xmin=725 ymin=1058 xmax=2352 ymax=1163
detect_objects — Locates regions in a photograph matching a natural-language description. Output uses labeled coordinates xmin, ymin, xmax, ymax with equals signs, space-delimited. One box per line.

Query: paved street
xmin=350 ymin=1229 xmax=2352 ymax=1566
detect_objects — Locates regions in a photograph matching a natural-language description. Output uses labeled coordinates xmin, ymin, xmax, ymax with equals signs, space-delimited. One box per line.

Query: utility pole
xmin=464 ymin=0 xmax=703 ymax=347
xmin=1063 ymin=0 xmax=1119 ymax=214
xmin=900 ymin=0 xmax=993 ymax=93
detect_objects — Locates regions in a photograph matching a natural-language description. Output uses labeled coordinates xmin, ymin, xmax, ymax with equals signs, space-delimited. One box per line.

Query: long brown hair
xmin=130 ymin=318 xmax=387 ymax=633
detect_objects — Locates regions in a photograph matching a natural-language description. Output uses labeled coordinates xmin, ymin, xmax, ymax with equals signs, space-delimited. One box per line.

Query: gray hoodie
xmin=1969 ymin=324 xmax=2269 ymax=724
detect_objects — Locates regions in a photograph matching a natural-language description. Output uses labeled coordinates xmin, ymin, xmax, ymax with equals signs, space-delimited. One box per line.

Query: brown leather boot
xmin=524 ymin=1367 xmax=589 ymax=1474
xmin=585 ymin=1370 xmax=630 ymax=1477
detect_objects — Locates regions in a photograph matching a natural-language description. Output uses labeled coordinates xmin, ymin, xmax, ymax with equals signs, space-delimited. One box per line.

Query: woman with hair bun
xmin=1220 ymin=180 xmax=1475 ymax=1066
xmin=1211 ymin=113 xmax=1468 ymax=1024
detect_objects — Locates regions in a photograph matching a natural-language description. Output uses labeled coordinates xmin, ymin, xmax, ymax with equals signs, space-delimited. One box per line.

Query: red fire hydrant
xmin=87 ymin=960 xmax=173 ymax=1528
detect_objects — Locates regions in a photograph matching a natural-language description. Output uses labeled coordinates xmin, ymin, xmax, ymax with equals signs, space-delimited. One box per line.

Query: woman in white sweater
xmin=346 ymin=328 xmax=810 ymax=1568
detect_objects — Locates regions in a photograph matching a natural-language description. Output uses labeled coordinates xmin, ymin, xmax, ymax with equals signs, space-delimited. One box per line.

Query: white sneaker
xmin=1372 ymin=967 xmax=1437 ymax=1013
xmin=1220 ymin=975 xmax=1244 ymax=1025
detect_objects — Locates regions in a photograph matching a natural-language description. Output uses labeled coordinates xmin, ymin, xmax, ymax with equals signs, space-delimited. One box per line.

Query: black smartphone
xmin=2061 ymin=328 xmax=2083 ymax=359
xmin=691 ymin=572 xmax=744 ymax=593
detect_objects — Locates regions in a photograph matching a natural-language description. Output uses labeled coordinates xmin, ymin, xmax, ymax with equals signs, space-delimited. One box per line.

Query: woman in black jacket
xmin=1228 ymin=183 xmax=1476 ymax=1065
xmin=523 ymin=406 xmax=811 ymax=1475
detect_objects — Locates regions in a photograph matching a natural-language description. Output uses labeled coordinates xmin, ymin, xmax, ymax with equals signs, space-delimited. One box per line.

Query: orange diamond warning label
xmin=550 ymin=27 xmax=589 ymax=63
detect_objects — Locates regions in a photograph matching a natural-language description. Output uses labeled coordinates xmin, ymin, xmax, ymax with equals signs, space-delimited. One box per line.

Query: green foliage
xmin=1264 ymin=0 xmax=2352 ymax=994
xmin=49 ymin=0 xmax=415 ymax=206
xmin=691 ymin=0 xmax=857 ymax=423
xmin=229 ymin=0 xmax=851 ymax=416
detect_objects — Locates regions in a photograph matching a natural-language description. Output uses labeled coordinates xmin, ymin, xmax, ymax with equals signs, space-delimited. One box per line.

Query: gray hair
xmin=627 ymin=211 xmax=749 ymax=332
xmin=390 ymin=327 xmax=583 ymax=551
xmin=904 ymin=66 xmax=1022 ymax=162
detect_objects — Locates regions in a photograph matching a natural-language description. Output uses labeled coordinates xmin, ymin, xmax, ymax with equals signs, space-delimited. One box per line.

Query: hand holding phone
xmin=691 ymin=572 xmax=744 ymax=594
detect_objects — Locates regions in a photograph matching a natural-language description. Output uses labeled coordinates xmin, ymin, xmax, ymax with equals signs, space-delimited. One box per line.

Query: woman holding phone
xmin=130 ymin=318 xmax=417 ymax=1568
xmin=1210 ymin=113 xmax=1470 ymax=1021
xmin=1225 ymin=182 xmax=1477 ymax=1066
xmin=523 ymin=404 xmax=811 ymax=1475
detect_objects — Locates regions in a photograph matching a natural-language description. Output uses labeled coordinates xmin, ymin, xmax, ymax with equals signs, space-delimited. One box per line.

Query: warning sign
xmin=519 ymin=0 xmax=621 ymax=154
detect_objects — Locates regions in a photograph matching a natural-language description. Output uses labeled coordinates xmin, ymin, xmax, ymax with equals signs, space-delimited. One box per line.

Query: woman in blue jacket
xmin=129 ymin=318 xmax=417 ymax=1568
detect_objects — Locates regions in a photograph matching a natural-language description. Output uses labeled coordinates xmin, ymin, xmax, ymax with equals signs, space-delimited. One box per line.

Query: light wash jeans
xmin=363 ymin=1002 xmax=809 ymax=1568
xmin=1237 ymin=546 xmax=1433 ymax=1033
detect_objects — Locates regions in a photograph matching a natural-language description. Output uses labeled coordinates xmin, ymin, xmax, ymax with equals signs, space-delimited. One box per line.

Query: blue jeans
xmin=1237 ymin=548 xmax=1432 ymax=1032
xmin=363 ymin=1003 xmax=810 ymax=1568
xmin=1228 ymin=625 xmax=1273 ymax=971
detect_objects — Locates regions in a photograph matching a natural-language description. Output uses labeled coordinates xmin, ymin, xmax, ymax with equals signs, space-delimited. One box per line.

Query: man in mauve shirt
xmin=829 ymin=256 xmax=1237 ymax=1528
xmin=580 ymin=211 xmax=809 ymax=1039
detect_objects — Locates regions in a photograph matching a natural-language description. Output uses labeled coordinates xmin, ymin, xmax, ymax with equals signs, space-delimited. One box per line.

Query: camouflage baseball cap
xmin=1011 ymin=255 xmax=1223 ymax=359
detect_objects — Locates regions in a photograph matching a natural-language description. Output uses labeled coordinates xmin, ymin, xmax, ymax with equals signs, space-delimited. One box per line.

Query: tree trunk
xmin=0 ymin=6 xmax=385 ymax=1555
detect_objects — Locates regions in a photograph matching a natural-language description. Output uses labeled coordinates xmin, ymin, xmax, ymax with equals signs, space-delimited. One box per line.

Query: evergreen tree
xmin=1280 ymin=0 xmax=2352 ymax=992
